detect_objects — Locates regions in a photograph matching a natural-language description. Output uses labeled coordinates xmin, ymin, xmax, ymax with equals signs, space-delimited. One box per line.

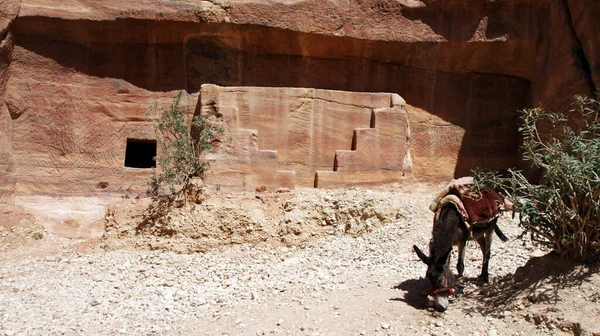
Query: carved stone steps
xmin=315 ymin=104 xmax=411 ymax=188
xmin=201 ymin=84 xmax=411 ymax=191
xmin=208 ymin=126 xmax=296 ymax=191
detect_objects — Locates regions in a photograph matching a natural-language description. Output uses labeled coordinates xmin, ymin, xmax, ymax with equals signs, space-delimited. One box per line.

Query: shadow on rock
xmin=462 ymin=251 xmax=599 ymax=316
xmin=391 ymin=278 xmax=430 ymax=310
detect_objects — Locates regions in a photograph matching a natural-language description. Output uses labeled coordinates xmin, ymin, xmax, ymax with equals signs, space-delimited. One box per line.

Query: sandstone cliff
xmin=0 ymin=0 xmax=597 ymax=236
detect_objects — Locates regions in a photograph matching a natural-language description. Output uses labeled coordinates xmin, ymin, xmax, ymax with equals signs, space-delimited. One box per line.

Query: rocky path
xmin=0 ymin=192 xmax=597 ymax=336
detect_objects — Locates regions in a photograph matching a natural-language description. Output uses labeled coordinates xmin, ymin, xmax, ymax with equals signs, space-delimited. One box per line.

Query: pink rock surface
xmin=202 ymin=85 xmax=410 ymax=190
xmin=0 ymin=0 xmax=597 ymax=236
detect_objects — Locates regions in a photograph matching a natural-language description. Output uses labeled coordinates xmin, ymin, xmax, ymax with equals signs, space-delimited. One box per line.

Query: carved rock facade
xmin=201 ymin=84 xmax=411 ymax=191
xmin=0 ymin=0 xmax=598 ymax=236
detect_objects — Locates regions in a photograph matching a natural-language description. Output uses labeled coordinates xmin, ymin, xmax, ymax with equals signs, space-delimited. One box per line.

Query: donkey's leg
xmin=456 ymin=240 xmax=466 ymax=278
xmin=475 ymin=233 xmax=493 ymax=283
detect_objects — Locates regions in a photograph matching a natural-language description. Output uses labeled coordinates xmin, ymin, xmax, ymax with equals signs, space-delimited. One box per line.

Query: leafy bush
xmin=474 ymin=93 xmax=600 ymax=262
xmin=148 ymin=91 xmax=222 ymax=203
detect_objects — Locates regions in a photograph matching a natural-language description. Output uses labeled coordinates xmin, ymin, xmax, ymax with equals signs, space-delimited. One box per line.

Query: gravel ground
xmin=0 ymin=191 xmax=595 ymax=336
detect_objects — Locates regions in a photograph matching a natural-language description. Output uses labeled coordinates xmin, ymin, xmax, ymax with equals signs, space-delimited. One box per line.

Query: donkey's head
xmin=413 ymin=245 xmax=455 ymax=311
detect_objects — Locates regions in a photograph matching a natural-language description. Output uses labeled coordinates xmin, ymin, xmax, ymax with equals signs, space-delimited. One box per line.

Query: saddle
xmin=429 ymin=176 xmax=512 ymax=229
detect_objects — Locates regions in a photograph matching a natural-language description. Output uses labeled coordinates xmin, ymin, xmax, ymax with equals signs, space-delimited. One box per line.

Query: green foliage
xmin=474 ymin=93 xmax=600 ymax=262
xmin=148 ymin=91 xmax=221 ymax=201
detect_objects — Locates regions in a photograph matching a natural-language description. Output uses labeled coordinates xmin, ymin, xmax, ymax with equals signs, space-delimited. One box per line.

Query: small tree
xmin=474 ymin=93 xmax=600 ymax=262
xmin=148 ymin=91 xmax=222 ymax=203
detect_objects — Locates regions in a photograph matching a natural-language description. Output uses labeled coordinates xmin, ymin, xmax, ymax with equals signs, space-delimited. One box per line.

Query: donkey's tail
xmin=494 ymin=225 xmax=509 ymax=242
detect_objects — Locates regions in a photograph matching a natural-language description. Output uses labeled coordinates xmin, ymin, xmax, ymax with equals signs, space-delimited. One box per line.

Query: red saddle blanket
xmin=459 ymin=186 xmax=504 ymax=225
xmin=430 ymin=177 xmax=508 ymax=226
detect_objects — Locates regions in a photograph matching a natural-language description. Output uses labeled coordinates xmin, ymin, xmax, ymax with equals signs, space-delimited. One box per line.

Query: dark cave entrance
xmin=124 ymin=139 xmax=157 ymax=169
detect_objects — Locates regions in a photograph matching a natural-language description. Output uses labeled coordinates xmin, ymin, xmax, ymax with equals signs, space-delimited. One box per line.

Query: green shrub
xmin=474 ymin=93 xmax=600 ymax=262
xmin=148 ymin=91 xmax=222 ymax=202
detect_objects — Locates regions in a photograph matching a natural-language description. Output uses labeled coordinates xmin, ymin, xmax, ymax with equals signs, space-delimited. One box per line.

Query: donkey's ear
xmin=436 ymin=247 xmax=453 ymax=266
xmin=413 ymin=245 xmax=430 ymax=264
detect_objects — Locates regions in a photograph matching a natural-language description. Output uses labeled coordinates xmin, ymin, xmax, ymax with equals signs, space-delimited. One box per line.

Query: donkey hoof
xmin=476 ymin=275 xmax=489 ymax=284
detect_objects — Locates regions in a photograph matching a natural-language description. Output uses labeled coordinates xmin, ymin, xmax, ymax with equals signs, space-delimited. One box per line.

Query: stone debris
xmin=0 ymin=190 xmax=597 ymax=335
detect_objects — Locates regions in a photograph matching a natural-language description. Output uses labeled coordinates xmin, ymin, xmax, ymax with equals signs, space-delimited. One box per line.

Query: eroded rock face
xmin=0 ymin=0 xmax=597 ymax=236
xmin=201 ymin=84 xmax=411 ymax=190
xmin=566 ymin=0 xmax=600 ymax=90
xmin=0 ymin=0 xmax=21 ymax=205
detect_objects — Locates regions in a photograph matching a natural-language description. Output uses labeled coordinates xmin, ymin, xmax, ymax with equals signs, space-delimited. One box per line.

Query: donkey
xmin=413 ymin=202 xmax=508 ymax=312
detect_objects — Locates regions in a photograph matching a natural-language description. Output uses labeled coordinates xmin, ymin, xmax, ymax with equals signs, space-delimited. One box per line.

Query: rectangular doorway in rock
xmin=124 ymin=139 xmax=157 ymax=168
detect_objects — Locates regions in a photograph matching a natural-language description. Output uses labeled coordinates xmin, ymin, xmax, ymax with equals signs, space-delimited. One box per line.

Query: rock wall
xmin=200 ymin=84 xmax=411 ymax=190
xmin=566 ymin=0 xmax=600 ymax=90
xmin=0 ymin=0 xmax=20 ymax=204
xmin=0 ymin=0 xmax=598 ymax=236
